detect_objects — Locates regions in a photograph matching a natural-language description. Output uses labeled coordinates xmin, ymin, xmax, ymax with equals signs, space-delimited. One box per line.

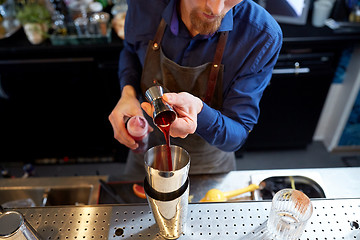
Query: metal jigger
xmin=144 ymin=86 xmax=176 ymax=126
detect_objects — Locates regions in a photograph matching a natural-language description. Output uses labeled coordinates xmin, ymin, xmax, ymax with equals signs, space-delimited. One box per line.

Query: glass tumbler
xmin=266 ymin=189 xmax=313 ymax=240
xmin=0 ymin=210 xmax=41 ymax=239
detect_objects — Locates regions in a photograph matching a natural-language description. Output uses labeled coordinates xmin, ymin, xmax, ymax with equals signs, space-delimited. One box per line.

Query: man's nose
xmin=206 ymin=0 xmax=224 ymax=16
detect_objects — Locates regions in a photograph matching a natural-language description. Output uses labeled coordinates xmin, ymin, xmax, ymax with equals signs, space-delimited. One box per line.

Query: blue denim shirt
xmin=119 ymin=0 xmax=283 ymax=152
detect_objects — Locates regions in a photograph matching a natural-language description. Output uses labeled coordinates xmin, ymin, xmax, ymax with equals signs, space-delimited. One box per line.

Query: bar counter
xmin=13 ymin=197 xmax=360 ymax=239
xmin=2 ymin=167 xmax=360 ymax=239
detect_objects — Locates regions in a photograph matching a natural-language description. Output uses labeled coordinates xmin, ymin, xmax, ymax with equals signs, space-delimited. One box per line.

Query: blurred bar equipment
xmin=74 ymin=15 xmax=88 ymax=36
xmin=89 ymin=11 xmax=109 ymax=36
xmin=0 ymin=210 xmax=41 ymax=240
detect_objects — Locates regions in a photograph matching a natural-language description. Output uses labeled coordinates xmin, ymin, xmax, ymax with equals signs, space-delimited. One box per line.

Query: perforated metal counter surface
xmin=15 ymin=198 xmax=360 ymax=239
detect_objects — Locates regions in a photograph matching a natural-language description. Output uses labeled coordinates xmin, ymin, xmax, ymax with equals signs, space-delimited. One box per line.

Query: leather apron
xmin=125 ymin=19 xmax=236 ymax=176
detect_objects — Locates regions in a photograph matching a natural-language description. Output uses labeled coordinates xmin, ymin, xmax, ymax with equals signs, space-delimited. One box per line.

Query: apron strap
xmin=152 ymin=18 xmax=167 ymax=50
xmin=152 ymin=18 xmax=228 ymax=106
xmin=203 ymin=31 xmax=229 ymax=105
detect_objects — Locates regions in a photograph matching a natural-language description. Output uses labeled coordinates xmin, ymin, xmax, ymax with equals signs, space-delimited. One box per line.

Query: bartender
xmin=108 ymin=0 xmax=283 ymax=176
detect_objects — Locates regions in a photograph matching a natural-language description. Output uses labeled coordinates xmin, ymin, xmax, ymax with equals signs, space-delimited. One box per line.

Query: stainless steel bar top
xmin=14 ymin=198 xmax=360 ymax=239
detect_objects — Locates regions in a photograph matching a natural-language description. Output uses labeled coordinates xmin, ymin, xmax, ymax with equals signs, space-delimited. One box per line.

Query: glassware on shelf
xmin=110 ymin=0 xmax=126 ymax=39
xmin=74 ymin=15 xmax=89 ymax=36
xmin=110 ymin=0 xmax=127 ymax=16
xmin=89 ymin=11 xmax=109 ymax=36
xmin=349 ymin=5 xmax=360 ymax=22
xmin=48 ymin=0 xmax=112 ymax=44
xmin=52 ymin=10 xmax=67 ymax=35
xmin=88 ymin=1 xmax=102 ymax=13
xmin=0 ymin=0 xmax=21 ymax=39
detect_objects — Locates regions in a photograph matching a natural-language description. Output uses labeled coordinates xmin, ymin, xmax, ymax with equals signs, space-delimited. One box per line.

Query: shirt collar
xmin=170 ymin=0 xmax=179 ymax=35
xmin=162 ymin=0 xmax=234 ymax=37
xmin=161 ymin=0 xmax=178 ymax=33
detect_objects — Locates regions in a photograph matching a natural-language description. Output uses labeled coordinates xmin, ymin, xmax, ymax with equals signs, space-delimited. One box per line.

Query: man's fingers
xmin=170 ymin=118 xmax=196 ymax=138
xmin=108 ymin=114 xmax=138 ymax=149
xmin=163 ymin=93 xmax=185 ymax=106
xmin=141 ymin=102 xmax=153 ymax=118
xmin=118 ymin=128 xmax=138 ymax=149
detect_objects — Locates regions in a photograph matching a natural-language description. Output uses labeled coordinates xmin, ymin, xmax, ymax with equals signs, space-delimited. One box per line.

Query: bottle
xmin=349 ymin=5 xmax=360 ymax=23
xmin=126 ymin=116 xmax=149 ymax=153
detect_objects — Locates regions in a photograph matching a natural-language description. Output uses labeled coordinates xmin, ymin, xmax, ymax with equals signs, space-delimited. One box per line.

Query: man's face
xmin=183 ymin=0 xmax=243 ymax=35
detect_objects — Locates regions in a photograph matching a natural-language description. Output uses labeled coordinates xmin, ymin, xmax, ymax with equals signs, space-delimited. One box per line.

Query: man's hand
xmin=109 ymin=86 xmax=151 ymax=150
xmin=141 ymin=92 xmax=203 ymax=138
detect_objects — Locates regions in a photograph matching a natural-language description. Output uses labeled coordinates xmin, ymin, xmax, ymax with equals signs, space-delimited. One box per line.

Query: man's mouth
xmin=202 ymin=12 xmax=218 ymax=21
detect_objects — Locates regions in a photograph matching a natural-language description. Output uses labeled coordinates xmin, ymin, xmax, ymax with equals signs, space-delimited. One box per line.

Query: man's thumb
xmin=163 ymin=93 xmax=174 ymax=103
xmin=141 ymin=102 xmax=153 ymax=118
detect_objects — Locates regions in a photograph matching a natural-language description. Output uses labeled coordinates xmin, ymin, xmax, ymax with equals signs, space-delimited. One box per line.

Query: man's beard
xmin=189 ymin=9 xmax=224 ymax=35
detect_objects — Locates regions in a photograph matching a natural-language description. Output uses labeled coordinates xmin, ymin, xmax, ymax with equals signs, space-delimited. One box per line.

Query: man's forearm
xmin=119 ymin=42 xmax=142 ymax=93
xmin=121 ymin=85 xmax=137 ymax=98
xmin=196 ymin=103 xmax=249 ymax=152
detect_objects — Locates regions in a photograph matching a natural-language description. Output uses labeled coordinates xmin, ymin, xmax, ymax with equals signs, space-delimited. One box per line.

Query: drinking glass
xmin=312 ymin=0 xmax=334 ymax=27
xmin=266 ymin=188 xmax=313 ymax=240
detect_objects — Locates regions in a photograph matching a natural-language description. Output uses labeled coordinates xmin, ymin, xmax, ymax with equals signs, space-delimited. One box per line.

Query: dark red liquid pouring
xmin=154 ymin=111 xmax=175 ymax=171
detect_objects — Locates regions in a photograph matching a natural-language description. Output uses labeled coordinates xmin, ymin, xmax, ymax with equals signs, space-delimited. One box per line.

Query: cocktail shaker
xmin=144 ymin=145 xmax=190 ymax=239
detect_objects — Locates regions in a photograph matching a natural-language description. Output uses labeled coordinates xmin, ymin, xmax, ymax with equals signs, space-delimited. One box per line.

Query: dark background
xmin=1 ymin=0 xmax=360 ymax=165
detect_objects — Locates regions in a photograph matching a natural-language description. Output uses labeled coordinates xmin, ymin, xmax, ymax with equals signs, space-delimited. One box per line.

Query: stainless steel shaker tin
xmin=145 ymin=179 xmax=189 ymax=239
xmin=144 ymin=145 xmax=190 ymax=193
xmin=144 ymin=145 xmax=190 ymax=239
